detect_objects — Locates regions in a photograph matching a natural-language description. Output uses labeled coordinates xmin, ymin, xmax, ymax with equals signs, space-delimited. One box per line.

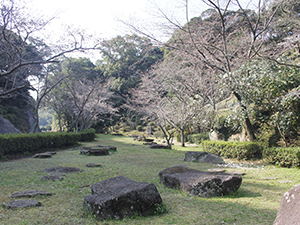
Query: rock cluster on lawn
xmin=83 ymin=176 xmax=163 ymax=220
xmin=3 ymin=190 xmax=53 ymax=209
xmin=40 ymin=167 xmax=81 ymax=181
xmin=184 ymin=151 xmax=225 ymax=164
xmin=80 ymin=145 xmax=117 ymax=156
xmin=274 ymin=184 xmax=300 ymax=225
xmin=159 ymin=165 xmax=242 ymax=198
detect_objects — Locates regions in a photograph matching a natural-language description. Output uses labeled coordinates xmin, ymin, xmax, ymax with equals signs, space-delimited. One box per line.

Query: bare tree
xmin=0 ymin=0 xmax=100 ymax=99
xmin=124 ymin=0 xmax=300 ymax=140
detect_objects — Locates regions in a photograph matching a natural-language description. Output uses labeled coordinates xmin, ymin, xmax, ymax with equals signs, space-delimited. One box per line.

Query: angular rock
xmin=274 ymin=185 xmax=300 ymax=225
xmin=3 ymin=200 xmax=41 ymax=209
xmin=40 ymin=175 xmax=64 ymax=181
xmin=184 ymin=151 xmax=225 ymax=165
xmin=44 ymin=151 xmax=57 ymax=155
xmin=83 ymin=176 xmax=163 ymax=220
xmin=159 ymin=165 xmax=242 ymax=198
xmin=0 ymin=115 xmax=21 ymax=134
xmin=9 ymin=190 xmax=52 ymax=198
xmin=86 ymin=163 xmax=102 ymax=167
xmin=80 ymin=148 xmax=109 ymax=156
xmin=33 ymin=153 xmax=52 ymax=158
xmin=148 ymin=143 xmax=169 ymax=149
xmin=42 ymin=167 xmax=81 ymax=174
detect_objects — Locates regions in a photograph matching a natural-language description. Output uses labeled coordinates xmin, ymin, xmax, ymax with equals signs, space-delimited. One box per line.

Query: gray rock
xmin=80 ymin=148 xmax=109 ymax=156
xmin=86 ymin=163 xmax=102 ymax=167
xmin=184 ymin=151 xmax=225 ymax=164
xmin=40 ymin=175 xmax=64 ymax=181
xmin=9 ymin=190 xmax=52 ymax=198
xmin=42 ymin=167 xmax=81 ymax=173
xmin=159 ymin=165 xmax=242 ymax=198
xmin=83 ymin=176 xmax=163 ymax=220
xmin=3 ymin=200 xmax=41 ymax=208
xmin=148 ymin=143 xmax=170 ymax=149
xmin=274 ymin=185 xmax=300 ymax=225
xmin=95 ymin=145 xmax=117 ymax=151
xmin=0 ymin=115 xmax=21 ymax=135
xmin=32 ymin=153 xmax=52 ymax=158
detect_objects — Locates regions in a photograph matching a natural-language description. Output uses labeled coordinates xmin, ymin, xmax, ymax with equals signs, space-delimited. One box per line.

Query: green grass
xmin=0 ymin=134 xmax=298 ymax=224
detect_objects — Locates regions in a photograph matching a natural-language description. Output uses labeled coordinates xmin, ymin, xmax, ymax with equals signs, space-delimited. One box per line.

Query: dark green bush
xmin=200 ymin=140 xmax=263 ymax=160
xmin=0 ymin=132 xmax=80 ymax=156
xmin=79 ymin=128 xmax=95 ymax=142
xmin=263 ymin=147 xmax=300 ymax=168
xmin=187 ymin=133 xmax=209 ymax=144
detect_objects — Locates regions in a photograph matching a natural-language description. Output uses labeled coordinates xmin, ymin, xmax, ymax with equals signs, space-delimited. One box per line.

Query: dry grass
xmin=0 ymin=134 xmax=298 ymax=225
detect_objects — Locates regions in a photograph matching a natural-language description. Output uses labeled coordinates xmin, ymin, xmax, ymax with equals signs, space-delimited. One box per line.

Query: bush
xmin=263 ymin=147 xmax=300 ymax=168
xmin=136 ymin=125 xmax=143 ymax=131
xmin=187 ymin=133 xmax=209 ymax=144
xmin=200 ymin=140 xmax=263 ymax=160
xmin=79 ymin=128 xmax=95 ymax=142
xmin=0 ymin=132 xmax=80 ymax=156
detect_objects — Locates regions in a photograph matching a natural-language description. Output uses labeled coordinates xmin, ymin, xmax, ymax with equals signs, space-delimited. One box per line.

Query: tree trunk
xmin=233 ymin=91 xmax=256 ymax=141
xmin=180 ymin=129 xmax=185 ymax=147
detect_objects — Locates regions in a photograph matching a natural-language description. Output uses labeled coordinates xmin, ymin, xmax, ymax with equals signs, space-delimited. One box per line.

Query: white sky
xmin=25 ymin=0 xmax=207 ymax=40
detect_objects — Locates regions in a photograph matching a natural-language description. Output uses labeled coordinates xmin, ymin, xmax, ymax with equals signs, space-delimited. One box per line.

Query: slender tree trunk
xmin=233 ymin=91 xmax=256 ymax=141
xmin=180 ymin=129 xmax=185 ymax=147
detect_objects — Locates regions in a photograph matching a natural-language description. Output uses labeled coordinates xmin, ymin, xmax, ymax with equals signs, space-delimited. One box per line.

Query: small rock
xmin=42 ymin=167 xmax=81 ymax=173
xmin=86 ymin=163 xmax=102 ymax=167
xmin=9 ymin=190 xmax=52 ymax=198
xmin=32 ymin=153 xmax=52 ymax=158
xmin=3 ymin=200 xmax=41 ymax=209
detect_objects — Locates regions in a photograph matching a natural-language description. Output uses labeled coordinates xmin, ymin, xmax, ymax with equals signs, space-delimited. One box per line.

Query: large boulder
xmin=274 ymin=185 xmax=300 ymax=225
xmin=184 ymin=151 xmax=225 ymax=165
xmin=0 ymin=115 xmax=21 ymax=134
xmin=83 ymin=176 xmax=163 ymax=220
xmin=159 ymin=165 xmax=242 ymax=198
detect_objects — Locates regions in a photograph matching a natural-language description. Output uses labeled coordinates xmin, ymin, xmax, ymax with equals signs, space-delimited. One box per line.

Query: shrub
xmin=263 ymin=147 xmax=300 ymax=168
xmin=200 ymin=140 xmax=263 ymax=160
xmin=0 ymin=132 xmax=80 ymax=156
xmin=79 ymin=128 xmax=95 ymax=142
xmin=136 ymin=125 xmax=143 ymax=131
xmin=187 ymin=133 xmax=209 ymax=144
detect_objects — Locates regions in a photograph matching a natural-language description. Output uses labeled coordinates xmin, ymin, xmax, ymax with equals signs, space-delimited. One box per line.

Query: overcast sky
xmin=26 ymin=0 xmax=208 ymax=40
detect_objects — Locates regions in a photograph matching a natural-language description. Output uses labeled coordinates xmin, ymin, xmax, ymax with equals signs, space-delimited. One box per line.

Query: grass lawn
xmin=0 ymin=134 xmax=298 ymax=225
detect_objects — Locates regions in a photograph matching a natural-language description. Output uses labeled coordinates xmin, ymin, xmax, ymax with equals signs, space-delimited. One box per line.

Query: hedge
xmin=187 ymin=133 xmax=209 ymax=144
xmin=0 ymin=129 xmax=96 ymax=156
xmin=200 ymin=140 xmax=263 ymax=160
xmin=263 ymin=147 xmax=300 ymax=168
xmin=79 ymin=128 xmax=96 ymax=142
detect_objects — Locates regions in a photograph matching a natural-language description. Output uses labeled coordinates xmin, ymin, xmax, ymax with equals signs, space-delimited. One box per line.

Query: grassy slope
xmin=0 ymin=134 xmax=298 ymax=225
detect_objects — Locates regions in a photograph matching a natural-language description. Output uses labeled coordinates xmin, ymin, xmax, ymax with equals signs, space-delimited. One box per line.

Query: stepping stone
xmin=9 ymin=190 xmax=52 ymax=198
xmin=95 ymin=145 xmax=117 ymax=151
xmin=44 ymin=151 xmax=57 ymax=155
xmin=148 ymin=143 xmax=169 ymax=149
xmin=83 ymin=176 xmax=163 ymax=220
xmin=159 ymin=165 xmax=242 ymax=198
xmin=33 ymin=153 xmax=52 ymax=158
xmin=86 ymin=163 xmax=102 ymax=167
xmin=80 ymin=148 xmax=109 ymax=156
xmin=42 ymin=167 xmax=81 ymax=174
xmin=3 ymin=200 xmax=41 ymax=209
xmin=40 ymin=175 xmax=64 ymax=181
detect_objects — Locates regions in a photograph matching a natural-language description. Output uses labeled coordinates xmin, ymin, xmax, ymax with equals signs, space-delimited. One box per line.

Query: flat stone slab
xmin=42 ymin=167 xmax=81 ymax=173
xmin=40 ymin=175 xmax=64 ymax=181
xmin=148 ymin=143 xmax=169 ymax=149
xmin=159 ymin=165 xmax=242 ymax=198
xmin=208 ymin=168 xmax=226 ymax=173
xmin=9 ymin=190 xmax=52 ymax=198
xmin=80 ymin=148 xmax=109 ymax=156
xmin=83 ymin=176 xmax=163 ymax=220
xmin=86 ymin=163 xmax=102 ymax=167
xmin=3 ymin=200 xmax=41 ymax=209
xmin=95 ymin=145 xmax=117 ymax=151
xmin=33 ymin=153 xmax=52 ymax=158
xmin=184 ymin=151 xmax=225 ymax=165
